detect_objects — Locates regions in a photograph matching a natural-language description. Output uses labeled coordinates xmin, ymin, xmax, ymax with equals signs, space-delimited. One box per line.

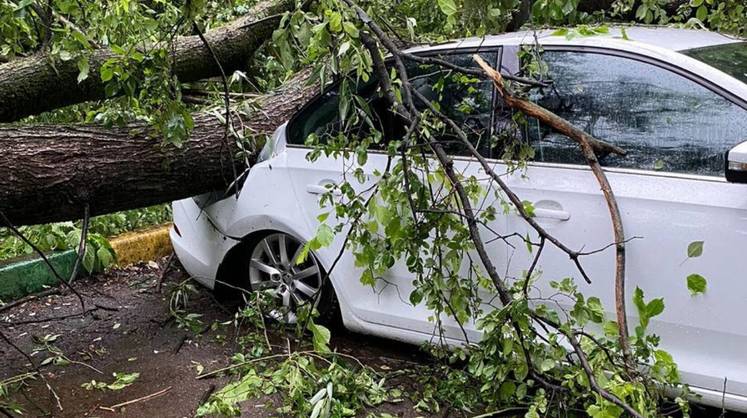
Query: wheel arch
xmin=214 ymin=228 xmax=341 ymax=312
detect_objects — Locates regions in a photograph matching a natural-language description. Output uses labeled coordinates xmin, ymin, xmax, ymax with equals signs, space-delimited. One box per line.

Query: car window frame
xmin=504 ymin=44 xmax=747 ymax=181
xmin=284 ymin=45 xmax=502 ymax=153
xmin=285 ymin=43 xmax=747 ymax=183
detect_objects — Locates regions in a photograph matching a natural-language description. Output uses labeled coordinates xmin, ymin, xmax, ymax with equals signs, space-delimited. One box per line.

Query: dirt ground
xmin=0 ymin=260 xmax=432 ymax=418
xmin=0 ymin=260 xmax=738 ymax=418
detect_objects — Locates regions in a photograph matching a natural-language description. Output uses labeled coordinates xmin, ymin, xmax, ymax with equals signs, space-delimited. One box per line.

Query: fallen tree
xmin=0 ymin=0 xmax=294 ymax=123
xmin=0 ymin=71 xmax=316 ymax=226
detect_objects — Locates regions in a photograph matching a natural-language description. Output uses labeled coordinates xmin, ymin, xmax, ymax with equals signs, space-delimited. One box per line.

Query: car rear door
xmin=502 ymin=47 xmax=747 ymax=397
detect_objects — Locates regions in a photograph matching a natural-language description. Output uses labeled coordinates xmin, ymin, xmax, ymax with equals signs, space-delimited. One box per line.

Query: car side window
xmin=287 ymin=51 xmax=500 ymax=158
xmin=519 ymin=51 xmax=747 ymax=176
xmin=408 ymin=52 xmax=499 ymax=157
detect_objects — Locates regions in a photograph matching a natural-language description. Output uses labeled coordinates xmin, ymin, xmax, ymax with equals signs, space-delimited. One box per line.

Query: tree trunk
xmin=0 ymin=70 xmax=317 ymax=226
xmin=0 ymin=0 xmax=294 ymax=123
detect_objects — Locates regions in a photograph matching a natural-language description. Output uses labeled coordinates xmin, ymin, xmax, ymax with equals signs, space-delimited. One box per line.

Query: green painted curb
xmin=0 ymin=223 xmax=173 ymax=303
xmin=0 ymin=250 xmax=76 ymax=303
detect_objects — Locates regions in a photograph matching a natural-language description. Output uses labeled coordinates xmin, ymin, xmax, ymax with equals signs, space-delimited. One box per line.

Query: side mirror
xmin=726 ymin=141 xmax=747 ymax=183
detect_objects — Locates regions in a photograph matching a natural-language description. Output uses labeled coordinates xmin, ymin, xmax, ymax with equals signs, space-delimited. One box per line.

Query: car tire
xmin=244 ymin=231 xmax=340 ymax=326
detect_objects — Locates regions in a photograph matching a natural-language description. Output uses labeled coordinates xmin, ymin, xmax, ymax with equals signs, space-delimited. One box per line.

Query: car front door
xmin=502 ymin=48 xmax=747 ymax=397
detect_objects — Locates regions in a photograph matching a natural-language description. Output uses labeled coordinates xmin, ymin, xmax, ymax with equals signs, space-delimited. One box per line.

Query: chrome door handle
xmin=533 ymin=208 xmax=571 ymax=221
xmin=306 ymin=184 xmax=341 ymax=196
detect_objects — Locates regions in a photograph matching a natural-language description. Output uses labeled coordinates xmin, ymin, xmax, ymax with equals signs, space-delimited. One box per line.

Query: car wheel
xmin=247 ymin=232 xmax=334 ymax=324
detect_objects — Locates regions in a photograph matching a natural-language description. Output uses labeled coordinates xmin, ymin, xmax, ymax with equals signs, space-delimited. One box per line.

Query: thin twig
xmin=1 ymin=307 xmax=99 ymax=326
xmin=473 ymin=54 xmax=632 ymax=368
xmin=157 ymin=251 xmax=176 ymax=293
xmin=100 ymin=386 xmax=172 ymax=411
xmin=0 ymin=329 xmax=62 ymax=411
xmin=0 ymin=288 xmax=60 ymax=314
xmin=69 ymin=203 xmax=90 ymax=284
xmin=192 ymin=21 xmax=240 ymax=197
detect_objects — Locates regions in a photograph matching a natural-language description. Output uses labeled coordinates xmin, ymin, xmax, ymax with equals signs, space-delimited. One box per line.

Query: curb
xmin=0 ymin=223 xmax=173 ymax=303
xmin=109 ymin=224 xmax=173 ymax=267
xmin=0 ymin=250 xmax=77 ymax=303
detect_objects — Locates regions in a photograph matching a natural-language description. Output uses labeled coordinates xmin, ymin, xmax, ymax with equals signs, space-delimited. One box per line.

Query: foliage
xmin=87 ymin=204 xmax=172 ymax=237
xmin=169 ymin=278 xmax=205 ymax=333
xmin=0 ymin=223 xmax=115 ymax=273
xmin=195 ymin=294 xmax=393 ymax=417
xmin=81 ymin=372 xmax=140 ymax=391
xmin=0 ymin=373 xmax=34 ymax=415
xmin=1 ymin=0 xmax=739 ymax=416
xmin=268 ymin=0 xmax=726 ymax=415
xmin=0 ymin=204 xmax=170 ymax=281
xmin=0 ymin=204 xmax=171 ymax=270
xmin=683 ymin=240 xmax=708 ymax=296
xmin=611 ymin=0 xmax=746 ymax=36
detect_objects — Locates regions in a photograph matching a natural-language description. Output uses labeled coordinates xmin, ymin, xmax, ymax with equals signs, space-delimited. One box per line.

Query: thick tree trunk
xmin=0 ymin=70 xmax=317 ymax=226
xmin=0 ymin=0 xmax=294 ymax=123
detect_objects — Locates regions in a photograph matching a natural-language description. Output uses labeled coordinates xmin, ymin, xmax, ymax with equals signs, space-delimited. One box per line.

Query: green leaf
xmin=96 ymin=246 xmax=114 ymax=269
xmin=197 ymin=370 xmax=261 ymax=416
xmin=360 ymin=269 xmax=375 ymax=287
xmin=690 ymin=0 xmax=703 ymax=6
xmin=59 ymin=50 xmax=73 ymax=61
xmin=646 ymin=298 xmax=664 ymax=318
xmin=77 ymin=57 xmax=90 ymax=83
xmin=687 ymin=241 xmax=704 ymax=258
xmin=696 ymin=4 xmax=708 ymax=21
xmin=308 ymin=320 xmax=331 ymax=353
xmin=107 ymin=372 xmax=139 ymax=390
xmin=82 ymin=246 xmax=96 ymax=273
xmin=71 ymin=31 xmax=91 ymax=49
xmin=100 ymin=65 xmax=114 ymax=82
xmin=316 ymin=223 xmax=334 ymax=248
xmin=633 ymin=287 xmax=646 ymax=315
xmin=561 ymin=0 xmax=576 ymax=15
xmin=437 ymin=0 xmax=458 ymax=16
xmin=633 ymin=287 xmax=664 ymax=329
xmin=342 ymin=22 xmax=359 ymax=38
xmin=686 ymin=274 xmax=707 ymax=295
xmin=586 ymin=297 xmax=605 ymax=323
xmin=620 ymin=27 xmax=629 ymax=40
xmin=409 ymin=289 xmax=423 ymax=305
xmin=522 ymin=200 xmax=535 ymax=217
xmin=326 ymin=10 xmax=342 ymax=33
xmin=635 ymin=4 xmax=648 ymax=20
xmin=539 ymin=358 xmax=555 ymax=372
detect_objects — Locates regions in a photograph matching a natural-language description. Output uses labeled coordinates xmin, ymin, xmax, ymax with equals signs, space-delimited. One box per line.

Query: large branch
xmin=0 ymin=0 xmax=295 ymax=123
xmin=474 ymin=54 xmax=633 ymax=369
xmin=0 ymin=70 xmax=317 ymax=226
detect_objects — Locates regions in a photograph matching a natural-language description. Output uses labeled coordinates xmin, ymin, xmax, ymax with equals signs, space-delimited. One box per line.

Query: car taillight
xmin=173 ymin=223 xmax=181 ymax=237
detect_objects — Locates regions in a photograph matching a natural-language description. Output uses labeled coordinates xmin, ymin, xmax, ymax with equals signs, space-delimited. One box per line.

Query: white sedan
xmin=171 ymin=27 xmax=747 ymax=410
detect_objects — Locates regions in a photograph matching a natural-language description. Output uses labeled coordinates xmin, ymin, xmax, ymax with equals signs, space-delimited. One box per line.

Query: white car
xmin=172 ymin=27 xmax=747 ymax=410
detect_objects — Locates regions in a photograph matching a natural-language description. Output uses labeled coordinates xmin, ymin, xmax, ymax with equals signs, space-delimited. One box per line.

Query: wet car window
xmin=684 ymin=42 xmax=747 ymax=85
xmin=287 ymin=52 xmax=500 ymax=157
xmin=519 ymin=51 xmax=747 ymax=176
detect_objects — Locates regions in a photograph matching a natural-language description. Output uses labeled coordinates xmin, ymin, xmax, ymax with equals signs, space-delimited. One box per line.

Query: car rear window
xmin=683 ymin=42 xmax=747 ymax=84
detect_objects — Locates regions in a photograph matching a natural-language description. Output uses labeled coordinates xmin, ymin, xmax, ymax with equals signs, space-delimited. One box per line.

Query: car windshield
xmin=683 ymin=42 xmax=747 ymax=84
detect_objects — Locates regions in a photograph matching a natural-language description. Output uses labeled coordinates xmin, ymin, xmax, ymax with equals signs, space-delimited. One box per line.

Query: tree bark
xmin=0 ymin=0 xmax=294 ymax=123
xmin=0 ymin=70 xmax=318 ymax=226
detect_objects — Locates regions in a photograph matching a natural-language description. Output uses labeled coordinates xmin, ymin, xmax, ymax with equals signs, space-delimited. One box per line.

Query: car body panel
xmin=172 ymin=27 xmax=747 ymax=411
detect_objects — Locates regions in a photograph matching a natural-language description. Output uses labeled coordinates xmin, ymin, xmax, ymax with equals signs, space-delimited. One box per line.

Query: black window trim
xmin=285 ymin=45 xmax=502 ymax=148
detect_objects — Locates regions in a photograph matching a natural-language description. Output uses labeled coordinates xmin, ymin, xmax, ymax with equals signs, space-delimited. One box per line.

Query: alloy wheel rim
xmin=248 ymin=233 xmax=322 ymax=323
